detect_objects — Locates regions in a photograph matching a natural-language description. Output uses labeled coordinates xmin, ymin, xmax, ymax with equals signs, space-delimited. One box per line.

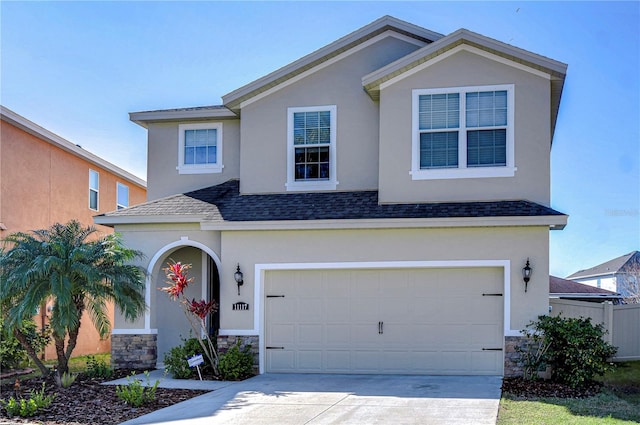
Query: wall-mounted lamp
xmin=522 ymin=258 xmax=532 ymax=292
xmin=234 ymin=264 xmax=244 ymax=296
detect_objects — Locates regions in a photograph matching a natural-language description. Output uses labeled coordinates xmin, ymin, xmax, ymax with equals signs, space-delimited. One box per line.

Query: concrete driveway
xmin=119 ymin=373 xmax=502 ymax=425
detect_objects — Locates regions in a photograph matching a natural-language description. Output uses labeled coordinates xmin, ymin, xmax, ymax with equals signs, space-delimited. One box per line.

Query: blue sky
xmin=1 ymin=1 xmax=638 ymax=278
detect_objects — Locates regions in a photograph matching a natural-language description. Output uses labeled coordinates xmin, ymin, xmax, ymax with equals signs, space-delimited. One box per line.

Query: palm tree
xmin=0 ymin=220 xmax=146 ymax=378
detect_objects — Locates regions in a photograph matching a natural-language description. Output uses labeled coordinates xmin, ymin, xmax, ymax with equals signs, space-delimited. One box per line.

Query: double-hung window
xmin=412 ymin=85 xmax=514 ymax=179
xmin=177 ymin=123 xmax=223 ymax=174
xmin=116 ymin=183 xmax=129 ymax=210
xmin=89 ymin=169 xmax=99 ymax=210
xmin=286 ymin=105 xmax=337 ymax=191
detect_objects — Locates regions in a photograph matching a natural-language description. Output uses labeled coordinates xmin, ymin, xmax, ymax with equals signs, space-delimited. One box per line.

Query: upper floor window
xmin=286 ymin=105 xmax=337 ymax=191
xmin=177 ymin=123 xmax=223 ymax=174
xmin=411 ymin=85 xmax=515 ymax=180
xmin=116 ymin=183 xmax=129 ymax=210
xmin=89 ymin=169 xmax=99 ymax=210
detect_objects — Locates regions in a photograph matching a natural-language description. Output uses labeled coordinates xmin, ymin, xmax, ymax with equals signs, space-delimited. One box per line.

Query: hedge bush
xmin=519 ymin=314 xmax=617 ymax=388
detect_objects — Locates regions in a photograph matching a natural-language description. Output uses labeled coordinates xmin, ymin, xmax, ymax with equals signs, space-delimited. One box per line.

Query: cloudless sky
xmin=1 ymin=1 xmax=638 ymax=278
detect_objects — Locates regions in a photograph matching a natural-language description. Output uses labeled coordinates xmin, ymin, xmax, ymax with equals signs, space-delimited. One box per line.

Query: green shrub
xmin=520 ymin=314 xmax=617 ymax=388
xmin=164 ymin=337 xmax=212 ymax=379
xmin=59 ymin=372 xmax=77 ymax=388
xmin=219 ymin=344 xmax=254 ymax=381
xmin=85 ymin=355 xmax=113 ymax=379
xmin=0 ymin=317 xmax=49 ymax=370
xmin=115 ymin=371 xmax=159 ymax=407
xmin=1 ymin=383 xmax=55 ymax=417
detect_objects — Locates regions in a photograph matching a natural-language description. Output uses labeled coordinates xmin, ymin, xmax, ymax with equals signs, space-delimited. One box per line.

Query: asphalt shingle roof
xmin=549 ymin=276 xmax=618 ymax=295
xmin=98 ymin=180 xmax=565 ymax=224
xmin=567 ymin=251 xmax=640 ymax=279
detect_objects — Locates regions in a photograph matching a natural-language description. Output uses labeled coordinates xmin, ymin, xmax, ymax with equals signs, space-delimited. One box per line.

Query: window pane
xmin=89 ymin=170 xmax=99 ymax=190
xmin=419 ymin=93 xmax=459 ymax=130
xmin=294 ymin=146 xmax=330 ymax=181
xmin=466 ymin=90 xmax=507 ymax=128
xmin=117 ymin=184 xmax=129 ymax=209
xmin=420 ymin=131 xmax=458 ymax=169
xmin=89 ymin=190 xmax=98 ymax=210
xmin=184 ymin=128 xmax=217 ymax=164
xmin=467 ymin=129 xmax=506 ymax=167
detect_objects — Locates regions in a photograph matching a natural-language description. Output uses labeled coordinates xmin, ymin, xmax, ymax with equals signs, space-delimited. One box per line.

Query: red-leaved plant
xmin=160 ymin=260 xmax=219 ymax=374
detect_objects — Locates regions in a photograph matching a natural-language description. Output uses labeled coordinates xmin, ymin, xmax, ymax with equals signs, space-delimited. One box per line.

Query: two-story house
xmin=95 ymin=16 xmax=568 ymax=377
xmin=567 ymin=251 xmax=640 ymax=301
xmin=1 ymin=105 xmax=147 ymax=359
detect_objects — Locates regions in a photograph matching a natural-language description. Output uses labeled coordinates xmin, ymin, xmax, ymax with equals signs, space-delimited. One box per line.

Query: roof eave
xmin=93 ymin=214 xmax=208 ymax=227
xmin=129 ymin=107 xmax=237 ymax=128
xmin=200 ymin=214 xmax=568 ymax=231
xmin=221 ymin=15 xmax=443 ymax=112
xmin=1 ymin=106 xmax=147 ymax=188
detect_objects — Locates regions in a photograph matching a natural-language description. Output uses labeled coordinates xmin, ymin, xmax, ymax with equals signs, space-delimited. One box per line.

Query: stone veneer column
xmin=504 ymin=335 xmax=527 ymax=377
xmin=217 ymin=335 xmax=259 ymax=372
xmin=111 ymin=334 xmax=157 ymax=370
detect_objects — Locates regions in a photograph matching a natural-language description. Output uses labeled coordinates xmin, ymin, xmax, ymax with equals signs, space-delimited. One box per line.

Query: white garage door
xmin=265 ymin=267 xmax=504 ymax=375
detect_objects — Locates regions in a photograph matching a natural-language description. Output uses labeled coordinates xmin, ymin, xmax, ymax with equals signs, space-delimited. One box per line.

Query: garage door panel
xmin=298 ymin=298 xmax=323 ymax=321
xmin=269 ymin=324 xmax=295 ymax=345
xmin=298 ymin=351 xmax=322 ymax=371
xmin=265 ymin=267 xmax=503 ymax=375
xmin=298 ymin=324 xmax=323 ymax=344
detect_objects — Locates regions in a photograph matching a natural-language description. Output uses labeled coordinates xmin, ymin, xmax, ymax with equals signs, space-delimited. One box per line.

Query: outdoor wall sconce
xmin=234 ymin=264 xmax=244 ymax=296
xmin=522 ymin=258 xmax=532 ymax=292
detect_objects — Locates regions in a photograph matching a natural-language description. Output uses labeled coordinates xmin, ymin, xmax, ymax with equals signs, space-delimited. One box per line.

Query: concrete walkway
xmin=106 ymin=371 xmax=501 ymax=425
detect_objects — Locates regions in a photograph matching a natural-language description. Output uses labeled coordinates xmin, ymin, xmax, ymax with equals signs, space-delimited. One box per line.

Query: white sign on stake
xmin=187 ymin=354 xmax=205 ymax=380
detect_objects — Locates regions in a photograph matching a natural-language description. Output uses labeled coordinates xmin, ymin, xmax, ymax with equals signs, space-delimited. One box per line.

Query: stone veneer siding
xmin=111 ymin=334 xmax=157 ymax=370
xmin=217 ymin=335 xmax=259 ymax=372
xmin=504 ymin=335 xmax=527 ymax=377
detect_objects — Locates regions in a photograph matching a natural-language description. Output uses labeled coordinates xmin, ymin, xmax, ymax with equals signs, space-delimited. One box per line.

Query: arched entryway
xmin=147 ymin=239 xmax=221 ymax=364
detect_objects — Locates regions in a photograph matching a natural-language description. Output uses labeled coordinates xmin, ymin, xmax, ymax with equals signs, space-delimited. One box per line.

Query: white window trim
xmin=177 ymin=122 xmax=224 ymax=174
xmin=116 ymin=182 xmax=129 ymax=210
xmin=89 ymin=169 xmax=99 ymax=211
xmin=411 ymin=84 xmax=516 ymax=180
xmin=286 ymin=105 xmax=338 ymax=191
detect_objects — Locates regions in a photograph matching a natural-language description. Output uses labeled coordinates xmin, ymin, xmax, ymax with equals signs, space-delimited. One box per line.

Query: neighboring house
xmin=549 ymin=275 xmax=621 ymax=303
xmin=0 ymin=105 xmax=147 ymax=359
xmin=95 ymin=16 xmax=568 ymax=377
xmin=567 ymin=251 xmax=640 ymax=301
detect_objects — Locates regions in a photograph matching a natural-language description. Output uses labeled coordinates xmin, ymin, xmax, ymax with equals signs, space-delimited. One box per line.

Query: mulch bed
xmin=0 ymin=369 xmax=208 ymax=425
xmin=502 ymin=377 xmax=603 ymax=399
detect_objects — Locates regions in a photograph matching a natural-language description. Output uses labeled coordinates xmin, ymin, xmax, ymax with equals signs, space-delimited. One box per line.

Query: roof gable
xmin=362 ymin=28 xmax=567 ymax=141
xmin=567 ymin=251 xmax=640 ymax=280
xmin=221 ymin=16 xmax=443 ymax=113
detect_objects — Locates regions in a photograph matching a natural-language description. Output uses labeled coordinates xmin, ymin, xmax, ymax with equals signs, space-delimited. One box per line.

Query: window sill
xmin=286 ymin=180 xmax=338 ymax=192
xmin=410 ymin=166 xmax=516 ymax=180
xmin=177 ymin=165 xmax=224 ymax=175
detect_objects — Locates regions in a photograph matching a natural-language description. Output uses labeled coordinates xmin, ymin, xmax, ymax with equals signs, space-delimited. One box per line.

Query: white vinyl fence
xmin=549 ymin=299 xmax=640 ymax=361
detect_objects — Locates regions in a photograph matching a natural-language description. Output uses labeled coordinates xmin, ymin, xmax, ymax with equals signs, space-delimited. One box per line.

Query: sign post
xmin=187 ymin=354 xmax=205 ymax=380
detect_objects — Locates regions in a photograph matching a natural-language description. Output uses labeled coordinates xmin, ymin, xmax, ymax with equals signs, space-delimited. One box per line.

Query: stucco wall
xmin=218 ymin=226 xmax=549 ymax=333
xmin=0 ymin=119 xmax=146 ymax=359
xmin=146 ymin=119 xmax=240 ymax=200
xmin=378 ymin=49 xmax=552 ymax=205
xmin=239 ymin=36 xmax=421 ymax=194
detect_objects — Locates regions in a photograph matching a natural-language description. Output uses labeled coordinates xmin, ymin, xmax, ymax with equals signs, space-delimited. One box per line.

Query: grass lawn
xmin=1 ymin=353 xmax=111 ymax=384
xmin=498 ymin=361 xmax=640 ymax=424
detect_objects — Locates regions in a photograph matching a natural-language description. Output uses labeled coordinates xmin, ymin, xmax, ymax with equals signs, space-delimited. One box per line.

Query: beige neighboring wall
xmin=146 ymin=119 xmax=240 ymax=200
xmin=378 ymin=49 xmax=552 ymax=205
xmin=218 ymin=226 xmax=550 ymax=333
xmin=239 ymin=36 xmax=422 ymax=195
xmin=0 ymin=110 xmax=146 ymax=359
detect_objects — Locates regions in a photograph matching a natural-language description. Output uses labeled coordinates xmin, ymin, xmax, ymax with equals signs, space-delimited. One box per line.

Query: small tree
xmin=519 ymin=314 xmax=617 ymax=388
xmin=160 ymin=261 xmax=219 ymax=375
xmin=0 ymin=221 xmax=146 ymax=380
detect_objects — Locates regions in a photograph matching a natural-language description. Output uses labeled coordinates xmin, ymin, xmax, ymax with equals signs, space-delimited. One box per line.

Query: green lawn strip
xmin=1 ymin=353 xmax=111 ymax=385
xmin=499 ymin=361 xmax=640 ymax=424
xmin=498 ymin=390 xmax=639 ymax=424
